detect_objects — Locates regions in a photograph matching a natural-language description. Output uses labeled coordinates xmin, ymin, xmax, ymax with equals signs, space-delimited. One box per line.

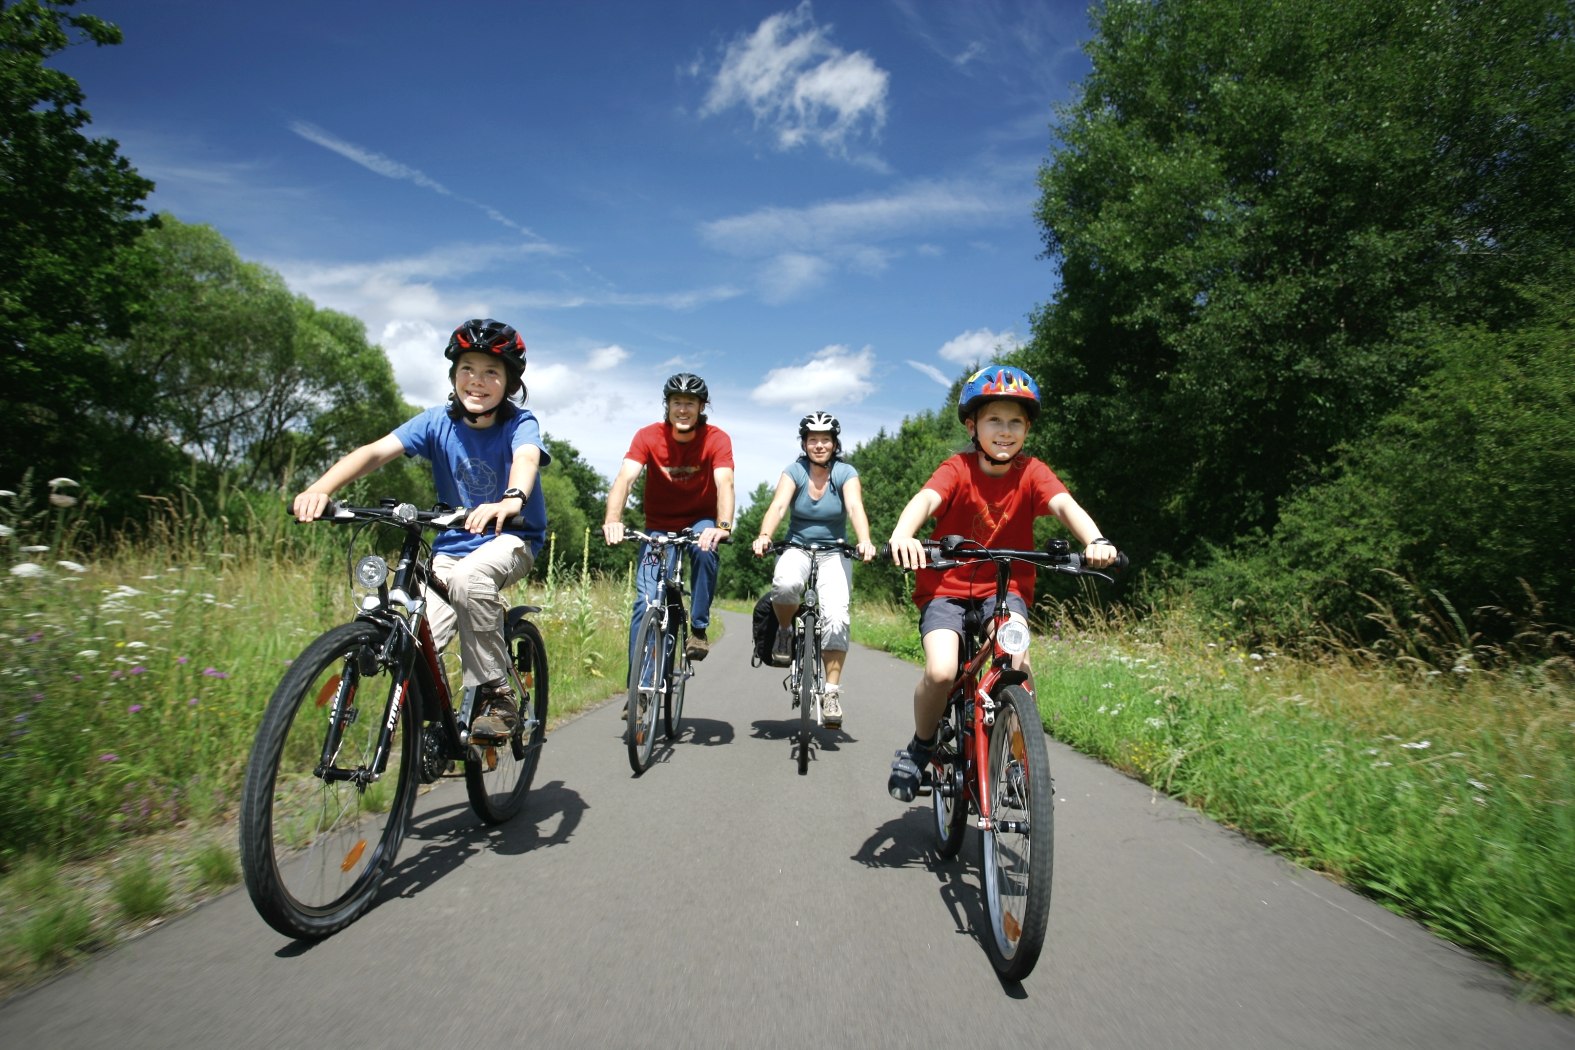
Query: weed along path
xmin=2 ymin=610 xmax=1571 ymax=1049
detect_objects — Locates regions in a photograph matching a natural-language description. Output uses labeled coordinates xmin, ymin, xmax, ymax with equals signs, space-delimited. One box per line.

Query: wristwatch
xmin=501 ymin=487 xmax=527 ymax=502
xmin=716 ymin=520 xmax=732 ymax=530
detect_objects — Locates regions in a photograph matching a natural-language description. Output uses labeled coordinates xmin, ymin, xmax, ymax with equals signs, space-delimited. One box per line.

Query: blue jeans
xmin=627 ymin=518 xmax=718 ymax=661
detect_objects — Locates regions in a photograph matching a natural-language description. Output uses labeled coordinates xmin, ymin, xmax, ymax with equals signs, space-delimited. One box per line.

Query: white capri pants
xmin=770 ymin=547 xmax=854 ymax=653
xmin=428 ymin=534 xmax=534 ymax=689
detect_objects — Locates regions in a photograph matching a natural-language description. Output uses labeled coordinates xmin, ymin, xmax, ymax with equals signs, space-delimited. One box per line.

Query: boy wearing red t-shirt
xmin=885 ymin=365 xmax=1118 ymax=802
xmin=602 ymin=373 xmax=735 ymax=662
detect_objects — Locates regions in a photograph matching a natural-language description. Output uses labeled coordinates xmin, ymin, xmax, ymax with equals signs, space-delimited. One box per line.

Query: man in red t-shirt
xmin=884 ymin=365 xmax=1119 ymax=802
xmin=602 ymin=373 xmax=735 ymax=661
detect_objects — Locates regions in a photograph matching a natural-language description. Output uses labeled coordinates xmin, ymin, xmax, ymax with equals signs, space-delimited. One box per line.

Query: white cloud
xmin=906 ymin=360 xmax=953 ymax=387
xmin=758 ymin=252 xmax=833 ymax=303
xmin=587 ymin=345 xmax=630 ymax=370
xmin=289 ymin=121 xmax=542 ymax=238
xmin=750 ymin=345 xmax=876 ymax=411
xmin=699 ymin=2 xmax=889 ymax=165
xmin=937 ymin=327 xmax=1021 ymax=366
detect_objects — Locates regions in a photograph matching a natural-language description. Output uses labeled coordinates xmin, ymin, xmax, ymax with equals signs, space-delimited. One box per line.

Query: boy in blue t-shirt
xmin=292 ymin=319 xmax=550 ymax=740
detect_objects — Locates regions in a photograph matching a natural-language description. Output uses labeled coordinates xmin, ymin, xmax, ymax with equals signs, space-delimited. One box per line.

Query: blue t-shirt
xmin=392 ymin=405 xmax=551 ymax=557
xmin=784 ymin=458 xmax=859 ymax=544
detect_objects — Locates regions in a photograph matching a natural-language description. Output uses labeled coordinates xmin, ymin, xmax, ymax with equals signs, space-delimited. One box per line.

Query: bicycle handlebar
xmin=890 ymin=535 xmax=1128 ymax=581
xmin=621 ymin=527 xmax=732 ymax=547
xmin=312 ymin=501 xmax=523 ymax=530
xmin=763 ymin=538 xmax=857 ymax=558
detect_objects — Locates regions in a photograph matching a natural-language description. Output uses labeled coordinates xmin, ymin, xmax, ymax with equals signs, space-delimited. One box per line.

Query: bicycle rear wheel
xmin=467 ymin=616 xmax=550 ymax=823
xmin=626 ymin=610 xmax=664 ymax=775
xmin=663 ymin=617 xmax=688 ymax=739
xmin=931 ymin=699 xmax=968 ymax=858
xmin=979 ymin=684 xmax=1053 ymax=980
xmin=239 ymin=621 xmax=419 ymax=939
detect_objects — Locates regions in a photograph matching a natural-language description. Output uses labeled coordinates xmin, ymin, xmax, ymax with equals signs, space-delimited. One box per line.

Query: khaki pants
xmin=428 ymin=535 xmax=534 ymax=689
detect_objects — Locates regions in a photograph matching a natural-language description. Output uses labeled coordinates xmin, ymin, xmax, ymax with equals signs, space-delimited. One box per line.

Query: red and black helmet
xmin=445 ymin=318 xmax=526 ymax=375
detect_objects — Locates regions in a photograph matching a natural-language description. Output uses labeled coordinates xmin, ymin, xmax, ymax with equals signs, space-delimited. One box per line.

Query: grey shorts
xmin=918 ymin=593 xmax=1029 ymax=638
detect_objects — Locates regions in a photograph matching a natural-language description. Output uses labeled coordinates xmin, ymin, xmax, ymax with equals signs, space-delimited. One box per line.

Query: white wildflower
xmin=0 ymin=525 xmax=12 ymax=537
xmin=47 ymin=477 xmax=79 ymax=489
xmin=48 ymin=493 xmax=76 ymax=508
xmin=10 ymin=563 xmax=44 ymax=578
xmin=1401 ymin=740 xmax=1432 ymax=750
xmin=57 ymin=560 xmax=87 ymax=573
xmin=1145 ymin=717 xmax=1166 ymax=729
xmin=1467 ymin=778 xmax=1489 ymax=791
xmin=0 ymin=490 xmax=14 ymax=498
xmin=20 ymin=545 xmax=48 ymax=553
xmin=77 ymin=650 xmax=99 ymax=658
xmin=1373 ymin=761 xmax=1393 ymax=768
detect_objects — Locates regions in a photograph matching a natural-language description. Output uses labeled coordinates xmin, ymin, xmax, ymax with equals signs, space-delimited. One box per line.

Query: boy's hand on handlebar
xmin=292 ymin=491 xmax=332 ymax=523
xmin=601 ymin=521 xmax=626 ymax=546
xmin=1083 ymin=538 xmax=1118 ymax=569
xmin=887 ymin=536 xmax=928 ymax=571
xmin=465 ymin=502 xmax=512 ymax=535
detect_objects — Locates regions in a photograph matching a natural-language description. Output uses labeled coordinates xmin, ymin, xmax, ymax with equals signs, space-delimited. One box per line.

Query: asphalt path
xmin=3 ymin=610 xmax=1571 ymax=1049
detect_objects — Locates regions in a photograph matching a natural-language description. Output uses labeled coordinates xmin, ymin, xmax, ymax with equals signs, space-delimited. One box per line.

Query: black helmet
xmin=445 ymin=318 xmax=526 ymax=375
xmin=663 ymin=372 xmax=709 ymax=403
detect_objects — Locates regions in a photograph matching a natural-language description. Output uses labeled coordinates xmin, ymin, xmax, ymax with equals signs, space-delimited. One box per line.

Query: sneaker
xmin=685 ymin=630 xmax=710 ymax=662
xmin=821 ymin=690 xmax=843 ymax=729
xmin=770 ymin=626 xmax=793 ymax=666
xmin=888 ymin=735 xmax=936 ymax=802
xmin=471 ymin=682 xmax=520 ymax=739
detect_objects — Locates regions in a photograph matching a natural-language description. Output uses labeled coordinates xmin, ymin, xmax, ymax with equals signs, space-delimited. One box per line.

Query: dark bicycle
xmin=619 ymin=528 xmax=715 ymax=775
xmin=909 ymin=534 xmax=1122 ymax=980
xmin=239 ymin=500 xmax=549 ymax=939
xmin=763 ymin=538 xmax=856 ymax=775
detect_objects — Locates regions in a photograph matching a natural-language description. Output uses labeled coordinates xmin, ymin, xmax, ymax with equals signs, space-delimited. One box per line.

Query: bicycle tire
xmin=466 ymin=616 xmax=549 ymax=823
xmin=663 ymin=616 xmax=687 ymax=739
xmin=979 ymin=684 xmax=1054 ymax=980
xmin=796 ymin=614 xmax=816 ymax=775
xmin=239 ymin=621 xmax=419 ymax=939
xmin=931 ymin=699 xmax=968 ymax=858
xmin=626 ymin=609 xmax=664 ymax=775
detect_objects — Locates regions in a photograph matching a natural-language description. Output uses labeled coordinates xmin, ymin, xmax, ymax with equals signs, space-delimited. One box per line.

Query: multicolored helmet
xmin=663 ymin=372 xmax=709 ymax=403
xmin=445 ymin=318 xmax=526 ymax=375
xmin=957 ymin=365 xmax=1040 ymax=423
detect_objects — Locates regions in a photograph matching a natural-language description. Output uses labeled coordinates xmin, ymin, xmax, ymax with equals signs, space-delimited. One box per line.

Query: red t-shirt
xmin=625 ymin=421 xmax=735 ymax=531
xmin=912 ymin=453 xmax=1068 ymax=607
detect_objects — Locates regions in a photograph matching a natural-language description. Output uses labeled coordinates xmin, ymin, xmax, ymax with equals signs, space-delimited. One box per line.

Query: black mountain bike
xmin=239 ymin=501 xmax=549 ymax=939
xmin=765 ymin=538 xmax=856 ymax=775
xmin=620 ymin=528 xmax=711 ymax=775
xmin=911 ymin=535 xmax=1122 ymax=980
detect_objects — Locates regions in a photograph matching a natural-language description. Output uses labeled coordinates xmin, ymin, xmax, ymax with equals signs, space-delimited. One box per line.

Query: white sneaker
xmin=822 ymin=690 xmax=843 ymax=729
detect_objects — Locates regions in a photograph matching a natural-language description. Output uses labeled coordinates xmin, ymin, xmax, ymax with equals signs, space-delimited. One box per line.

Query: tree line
xmin=6 ymin=0 xmax=1570 ymax=652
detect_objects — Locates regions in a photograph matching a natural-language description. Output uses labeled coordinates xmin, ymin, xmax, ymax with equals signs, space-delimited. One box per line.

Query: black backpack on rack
xmin=750 ymin=594 xmax=777 ymax=667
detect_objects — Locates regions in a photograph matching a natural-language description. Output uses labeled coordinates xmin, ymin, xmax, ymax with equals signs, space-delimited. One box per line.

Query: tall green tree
xmin=1028 ymin=0 xmax=1575 ymax=564
xmin=0 ymin=0 xmax=153 ymax=484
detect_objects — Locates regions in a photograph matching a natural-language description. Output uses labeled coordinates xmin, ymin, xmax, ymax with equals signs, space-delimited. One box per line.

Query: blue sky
xmin=58 ymin=0 xmax=1095 ymax=501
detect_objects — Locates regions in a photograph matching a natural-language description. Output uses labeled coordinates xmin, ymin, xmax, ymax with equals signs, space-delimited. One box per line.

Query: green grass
xmin=110 ymin=856 xmax=171 ymax=923
xmin=854 ymin=598 xmax=1575 ymax=1010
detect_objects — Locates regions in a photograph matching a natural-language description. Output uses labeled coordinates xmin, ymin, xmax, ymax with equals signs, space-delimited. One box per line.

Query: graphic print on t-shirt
xmin=456 ymin=458 xmax=500 ymax=503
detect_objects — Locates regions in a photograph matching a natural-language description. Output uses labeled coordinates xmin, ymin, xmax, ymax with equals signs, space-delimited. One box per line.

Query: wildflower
xmin=57 ymin=560 xmax=87 ymax=573
xmin=20 ymin=545 xmax=48 ymax=553
xmin=128 ymin=705 xmax=142 ymax=714
xmin=77 ymin=649 xmax=99 ymax=658
xmin=99 ymin=753 xmax=119 ymax=763
xmin=1467 ymin=778 xmax=1489 ymax=791
xmin=25 ymin=631 xmax=42 ymax=643
xmin=129 ymin=666 xmax=146 ymax=676
xmin=202 ymin=667 xmax=230 ymax=679
xmin=187 ymin=698 xmax=198 ymax=706
xmin=48 ymin=493 xmax=77 ymax=508
xmin=10 ymin=563 xmax=44 ymax=578
xmin=0 ymin=524 xmax=12 ymax=537
xmin=1401 ymin=740 xmax=1432 ymax=750
xmin=47 ymin=477 xmax=79 ymax=489
xmin=176 ymin=656 xmax=189 ymax=665
xmin=1373 ymin=761 xmax=1393 ymax=768
xmin=0 ymin=490 xmax=13 ymax=498
xmin=1145 ymin=717 xmax=1166 ymax=729
xmin=124 ymin=641 xmax=147 ymax=650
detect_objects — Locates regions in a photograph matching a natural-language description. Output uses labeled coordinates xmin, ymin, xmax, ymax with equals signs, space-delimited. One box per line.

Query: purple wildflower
xmin=129 ymin=666 xmax=147 ymax=676
xmin=176 ymin=656 xmax=189 ymax=665
xmin=99 ymin=753 xmax=119 ymax=763
xmin=128 ymin=704 xmax=142 ymax=714
xmin=202 ymin=667 xmax=229 ymax=679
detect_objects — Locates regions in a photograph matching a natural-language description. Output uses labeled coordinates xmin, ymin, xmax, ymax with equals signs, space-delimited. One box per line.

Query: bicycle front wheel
xmin=626 ymin=610 xmax=664 ymax=775
xmin=931 ymin=700 xmax=968 ymax=858
xmin=795 ymin=617 xmax=816 ymax=775
xmin=979 ymin=684 xmax=1053 ymax=980
xmin=239 ymin=621 xmax=419 ymax=939
xmin=467 ymin=616 xmax=550 ymax=824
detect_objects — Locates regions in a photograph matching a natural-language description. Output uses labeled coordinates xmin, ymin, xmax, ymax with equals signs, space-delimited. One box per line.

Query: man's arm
xmin=696 ymin=466 xmax=735 ymax=552
xmin=601 ymin=457 xmax=644 ymax=545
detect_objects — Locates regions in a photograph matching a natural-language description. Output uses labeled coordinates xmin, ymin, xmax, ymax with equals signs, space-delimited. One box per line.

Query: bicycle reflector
xmin=996 ymin=613 xmax=1031 ymax=656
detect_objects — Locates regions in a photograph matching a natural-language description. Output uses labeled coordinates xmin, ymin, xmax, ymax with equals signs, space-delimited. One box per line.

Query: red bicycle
xmin=913 ymin=535 xmax=1122 ymax=980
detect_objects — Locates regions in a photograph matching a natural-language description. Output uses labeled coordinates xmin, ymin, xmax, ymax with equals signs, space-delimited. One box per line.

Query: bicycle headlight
xmin=354 ymin=554 xmax=389 ymax=590
xmin=996 ymin=614 xmax=1031 ymax=656
xmin=803 ymin=587 xmax=819 ymax=606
